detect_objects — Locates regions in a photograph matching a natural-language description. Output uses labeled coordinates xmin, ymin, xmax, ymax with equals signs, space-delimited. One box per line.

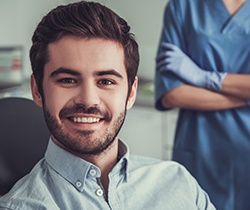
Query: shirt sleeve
xmin=155 ymin=0 xmax=187 ymax=110
xmin=179 ymin=164 xmax=217 ymax=210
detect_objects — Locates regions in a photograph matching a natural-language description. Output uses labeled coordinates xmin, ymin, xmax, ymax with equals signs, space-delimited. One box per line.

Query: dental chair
xmin=0 ymin=97 xmax=50 ymax=196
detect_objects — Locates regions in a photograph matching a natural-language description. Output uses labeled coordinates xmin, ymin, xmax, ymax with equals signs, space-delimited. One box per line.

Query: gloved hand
xmin=157 ymin=43 xmax=228 ymax=92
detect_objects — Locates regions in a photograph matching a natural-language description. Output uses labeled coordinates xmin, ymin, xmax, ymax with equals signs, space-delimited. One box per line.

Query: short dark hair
xmin=30 ymin=1 xmax=139 ymax=96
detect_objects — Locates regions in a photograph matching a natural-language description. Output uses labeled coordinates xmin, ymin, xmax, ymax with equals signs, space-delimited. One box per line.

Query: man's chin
xmin=51 ymin=136 xmax=107 ymax=155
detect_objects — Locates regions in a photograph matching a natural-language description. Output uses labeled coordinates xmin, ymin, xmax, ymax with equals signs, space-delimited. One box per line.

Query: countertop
xmin=0 ymin=79 xmax=32 ymax=99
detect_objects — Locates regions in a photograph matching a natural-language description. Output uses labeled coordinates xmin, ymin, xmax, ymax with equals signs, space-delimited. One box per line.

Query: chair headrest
xmin=0 ymin=97 xmax=50 ymax=195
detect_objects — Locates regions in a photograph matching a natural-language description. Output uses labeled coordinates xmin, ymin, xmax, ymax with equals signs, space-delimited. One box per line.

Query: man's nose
xmin=74 ymin=82 xmax=100 ymax=107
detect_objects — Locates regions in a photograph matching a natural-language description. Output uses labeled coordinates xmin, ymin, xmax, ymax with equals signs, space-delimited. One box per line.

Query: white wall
xmin=0 ymin=0 xmax=67 ymax=78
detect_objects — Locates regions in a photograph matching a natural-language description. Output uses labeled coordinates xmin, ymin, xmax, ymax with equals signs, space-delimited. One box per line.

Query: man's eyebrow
xmin=95 ymin=69 xmax=123 ymax=79
xmin=50 ymin=68 xmax=81 ymax=77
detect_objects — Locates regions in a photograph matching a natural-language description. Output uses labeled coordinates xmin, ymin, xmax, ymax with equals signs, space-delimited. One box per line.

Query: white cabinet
xmin=119 ymin=106 xmax=162 ymax=159
xmin=119 ymin=106 xmax=178 ymax=160
xmin=161 ymin=109 xmax=179 ymax=160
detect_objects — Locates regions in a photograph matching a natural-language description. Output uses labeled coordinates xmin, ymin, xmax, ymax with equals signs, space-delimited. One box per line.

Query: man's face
xmin=31 ymin=36 xmax=137 ymax=156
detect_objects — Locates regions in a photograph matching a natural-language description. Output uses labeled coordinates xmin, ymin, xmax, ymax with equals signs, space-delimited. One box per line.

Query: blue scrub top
xmin=155 ymin=0 xmax=250 ymax=210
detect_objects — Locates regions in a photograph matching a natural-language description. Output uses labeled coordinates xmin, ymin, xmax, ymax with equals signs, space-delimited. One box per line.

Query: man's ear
xmin=30 ymin=74 xmax=43 ymax=108
xmin=126 ymin=76 xmax=138 ymax=110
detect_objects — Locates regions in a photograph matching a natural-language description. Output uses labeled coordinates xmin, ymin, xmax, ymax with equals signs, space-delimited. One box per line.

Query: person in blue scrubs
xmin=155 ymin=0 xmax=250 ymax=210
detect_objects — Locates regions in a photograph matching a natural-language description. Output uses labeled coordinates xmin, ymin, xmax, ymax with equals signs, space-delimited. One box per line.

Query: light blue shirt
xmin=0 ymin=139 xmax=215 ymax=210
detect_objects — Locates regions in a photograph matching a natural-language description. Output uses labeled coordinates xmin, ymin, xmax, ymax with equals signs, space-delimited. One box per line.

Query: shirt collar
xmin=110 ymin=139 xmax=129 ymax=182
xmin=45 ymin=138 xmax=129 ymax=191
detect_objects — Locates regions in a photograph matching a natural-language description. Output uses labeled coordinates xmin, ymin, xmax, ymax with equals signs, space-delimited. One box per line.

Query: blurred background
xmin=0 ymin=0 xmax=178 ymax=160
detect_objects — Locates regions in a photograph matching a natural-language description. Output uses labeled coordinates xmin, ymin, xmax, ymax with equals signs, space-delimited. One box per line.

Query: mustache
xmin=59 ymin=104 xmax=111 ymax=121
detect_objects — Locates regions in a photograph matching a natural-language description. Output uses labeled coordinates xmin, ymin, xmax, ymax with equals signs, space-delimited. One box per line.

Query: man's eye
xmin=58 ymin=78 xmax=77 ymax=84
xmin=98 ymin=79 xmax=114 ymax=85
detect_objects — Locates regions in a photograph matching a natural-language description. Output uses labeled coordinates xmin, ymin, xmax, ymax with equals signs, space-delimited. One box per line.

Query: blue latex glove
xmin=157 ymin=43 xmax=228 ymax=91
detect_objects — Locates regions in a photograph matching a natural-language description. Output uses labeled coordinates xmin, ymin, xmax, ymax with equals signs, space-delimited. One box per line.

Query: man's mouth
xmin=69 ymin=117 xmax=101 ymax=123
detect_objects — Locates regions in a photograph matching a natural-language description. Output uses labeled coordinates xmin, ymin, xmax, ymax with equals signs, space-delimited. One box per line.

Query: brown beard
xmin=43 ymin=103 xmax=126 ymax=156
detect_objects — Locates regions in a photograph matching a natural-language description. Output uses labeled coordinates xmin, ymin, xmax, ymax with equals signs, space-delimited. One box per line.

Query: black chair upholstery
xmin=0 ymin=97 xmax=50 ymax=196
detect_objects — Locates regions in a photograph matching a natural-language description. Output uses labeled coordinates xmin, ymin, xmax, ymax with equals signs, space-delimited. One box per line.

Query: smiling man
xmin=0 ymin=1 xmax=216 ymax=209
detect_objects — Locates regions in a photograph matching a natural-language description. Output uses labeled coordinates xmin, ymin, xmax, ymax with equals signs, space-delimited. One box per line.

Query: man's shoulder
xmin=129 ymin=154 xmax=189 ymax=176
xmin=128 ymin=156 xmax=201 ymax=196
xmin=0 ymin=159 xmax=58 ymax=210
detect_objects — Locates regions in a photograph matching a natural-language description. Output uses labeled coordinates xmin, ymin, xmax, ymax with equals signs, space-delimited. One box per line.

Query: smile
xmin=70 ymin=117 xmax=101 ymax=123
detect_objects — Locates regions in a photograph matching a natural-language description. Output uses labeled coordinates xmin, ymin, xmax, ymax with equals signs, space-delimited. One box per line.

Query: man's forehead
xmin=45 ymin=36 xmax=127 ymax=79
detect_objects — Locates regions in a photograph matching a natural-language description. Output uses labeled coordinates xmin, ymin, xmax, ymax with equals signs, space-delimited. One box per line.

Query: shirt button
xmin=76 ymin=181 xmax=82 ymax=188
xmin=96 ymin=189 xmax=104 ymax=197
xmin=89 ymin=169 xmax=97 ymax=176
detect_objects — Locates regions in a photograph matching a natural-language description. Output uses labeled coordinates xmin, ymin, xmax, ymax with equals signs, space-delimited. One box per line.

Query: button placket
xmin=87 ymin=167 xmax=106 ymax=199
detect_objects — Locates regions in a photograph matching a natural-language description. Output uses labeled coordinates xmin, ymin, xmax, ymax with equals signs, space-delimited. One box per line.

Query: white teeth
xmin=72 ymin=117 xmax=100 ymax=123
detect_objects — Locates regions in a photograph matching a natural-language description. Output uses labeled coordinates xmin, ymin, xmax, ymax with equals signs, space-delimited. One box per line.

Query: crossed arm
xmin=158 ymin=43 xmax=249 ymax=110
xmin=162 ymin=84 xmax=247 ymax=111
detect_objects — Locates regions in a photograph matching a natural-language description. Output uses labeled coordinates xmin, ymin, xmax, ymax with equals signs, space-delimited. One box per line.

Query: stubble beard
xmin=43 ymin=103 xmax=126 ymax=156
